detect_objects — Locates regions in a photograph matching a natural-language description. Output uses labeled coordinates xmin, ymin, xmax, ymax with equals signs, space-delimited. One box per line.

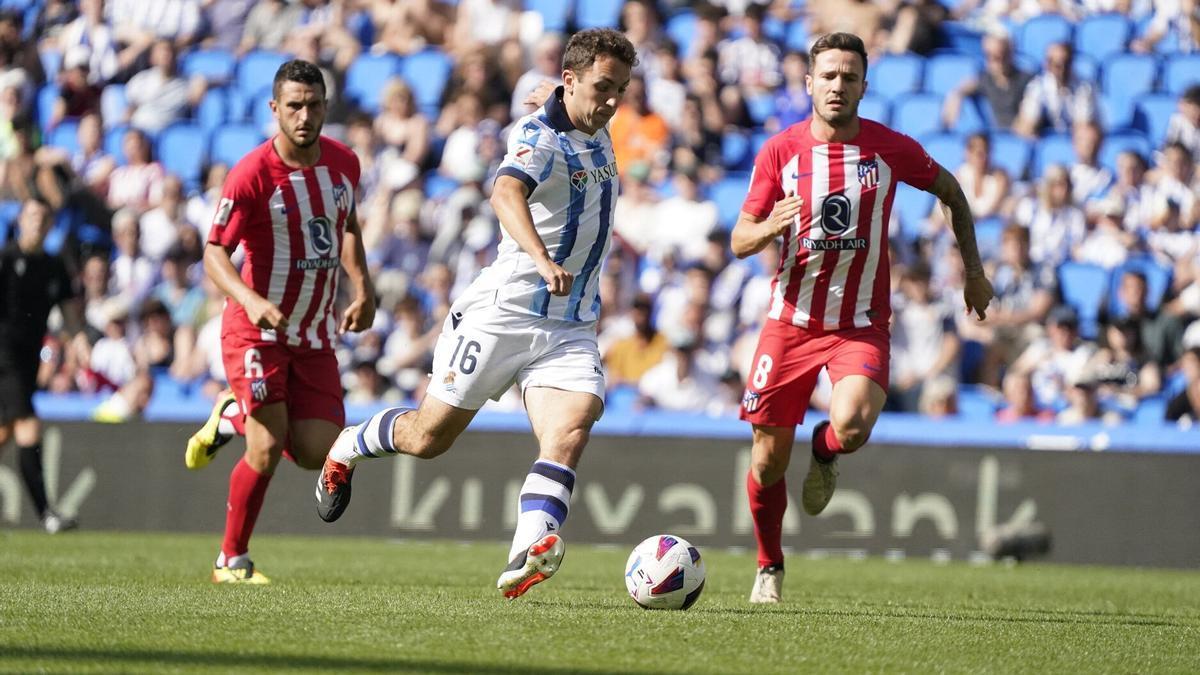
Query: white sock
xmin=507 ymin=459 xmax=576 ymax=564
xmin=330 ymin=408 xmax=411 ymax=465
xmin=215 ymin=551 xmax=250 ymax=568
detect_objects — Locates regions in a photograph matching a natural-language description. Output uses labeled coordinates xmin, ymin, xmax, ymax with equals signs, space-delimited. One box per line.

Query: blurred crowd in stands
xmin=0 ymin=0 xmax=1198 ymax=428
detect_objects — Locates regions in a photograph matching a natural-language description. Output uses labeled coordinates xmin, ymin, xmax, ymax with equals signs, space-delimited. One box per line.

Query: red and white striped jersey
xmin=208 ymin=136 xmax=360 ymax=350
xmin=742 ymin=118 xmax=938 ymax=332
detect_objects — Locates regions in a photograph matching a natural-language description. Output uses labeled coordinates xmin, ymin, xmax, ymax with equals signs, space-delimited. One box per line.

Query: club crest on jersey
xmin=742 ymin=390 xmax=760 ymax=412
xmin=857 ymin=158 xmax=879 ymax=188
xmin=571 ymin=169 xmax=589 ymax=191
xmin=250 ymin=378 xmax=268 ymax=402
xmin=333 ymin=183 xmax=350 ymax=213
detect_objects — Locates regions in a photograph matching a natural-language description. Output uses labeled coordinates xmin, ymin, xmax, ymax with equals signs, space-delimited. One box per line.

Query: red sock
xmin=812 ymin=421 xmax=847 ymax=461
xmin=746 ymin=471 xmax=787 ymax=569
xmin=221 ymin=458 xmax=272 ymax=559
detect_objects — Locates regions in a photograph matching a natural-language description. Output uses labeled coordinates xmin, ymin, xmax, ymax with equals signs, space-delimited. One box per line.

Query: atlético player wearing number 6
xmin=183 ymin=60 xmax=375 ymax=584
xmin=732 ymin=33 xmax=995 ymax=604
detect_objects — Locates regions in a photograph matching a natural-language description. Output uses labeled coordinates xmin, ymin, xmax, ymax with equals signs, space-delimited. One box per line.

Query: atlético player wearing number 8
xmin=732 ymin=33 xmax=995 ymax=604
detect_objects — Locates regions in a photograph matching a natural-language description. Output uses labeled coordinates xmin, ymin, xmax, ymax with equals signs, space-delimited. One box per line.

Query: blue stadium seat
xmin=857 ymin=96 xmax=890 ymax=125
xmin=1133 ymin=395 xmax=1168 ymax=425
xmin=1136 ymin=94 xmax=1177 ymax=148
xmin=721 ymin=131 xmax=752 ymax=170
xmin=893 ymin=93 xmax=943 ymax=138
xmin=1101 ymin=54 xmax=1158 ymax=100
xmin=1099 ymin=132 xmax=1150 ymax=173
xmin=665 ymin=10 xmax=696 ymax=48
xmin=424 ymin=173 xmax=458 ymax=200
xmin=401 ymin=48 xmax=452 ymax=116
xmin=949 ymin=95 xmax=993 ymax=135
xmin=924 ymin=53 xmax=979 ymax=97
xmin=236 ymin=50 xmax=288 ymax=99
xmin=575 ymin=0 xmax=621 ymax=28
xmin=709 ymin=174 xmax=751 ymax=229
xmin=40 ymin=47 xmax=60 ymax=82
xmin=210 ymin=124 xmax=265 ymax=168
xmin=104 ymin=124 xmax=129 ymax=165
xmin=47 ymin=119 xmax=79 ymax=155
xmin=974 ymin=216 xmax=1004 ymax=260
xmin=42 ymin=207 xmax=73 ymax=256
xmin=1017 ymin=14 xmax=1073 ymax=62
xmin=250 ymin=87 xmax=276 ymax=135
xmin=957 ymin=385 xmax=1000 ymax=421
xmin=1072 ymin=53 xmax=1099 ymax=84
xmin=1100 ymin=93 xmax=1137 ymax=131
xmin=1075 ymin=13 xmax=1132 ymax=62
xmin=195 ymin=87 xmax=228 ymax=135
xmin=893 ymin=185 xmax=935 ymax=241
xmin=345 ymin=53 xmax=403 ymax=114
xmin=526 ymin=0 xmax=572 ymax=32
xmin=100 ymin=83 xmax=126 ymax=127
xmin=36 ymin=83 xmax=57 ymax=134
xmin=1108 ymin=256 xmax=1172 ymax=316
xmin=223 ymin=87 xmax=249 ymax=122
xmin=746 ymin=94 xmax=776 ymax=126
xmin=785 ymin=19 xmax=809 ymax=52
xmin=1032 ymin=133 xmax=1074 ymax=179
xmin=1163 ymin=54 xmax=1200 ymax=94
xmin=989 ymin=132 xmax=1031 ymax=180
xmin=605 ymin=384 xmax=639 ymax=415
xmin=157 ymin=123 xmax=206 ymax=188
xmin=181 ymin=48 xmax=236 ymax=85
xmin=921 ymin=132 xmax=965 ymax=172
xmin=869 ymin=55 xmax=922 ymax=101
xmin=1058 ymin=261 xmax=1109 ymax=339
xmin=0 ymin=200 xmax=21 ymax=243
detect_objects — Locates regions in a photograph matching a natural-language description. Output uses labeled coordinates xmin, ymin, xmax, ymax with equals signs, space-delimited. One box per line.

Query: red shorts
xmin=221 ymin=332 xmax=345 ymax=426
xmin=739 ymin=320 xmax=890 ymax=427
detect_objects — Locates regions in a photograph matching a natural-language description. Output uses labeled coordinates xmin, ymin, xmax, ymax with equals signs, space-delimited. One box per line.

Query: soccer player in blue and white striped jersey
xmin=315 ymin=29 xmax=638 ymax=600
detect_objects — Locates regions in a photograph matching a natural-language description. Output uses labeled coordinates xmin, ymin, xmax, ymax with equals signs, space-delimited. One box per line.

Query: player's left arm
xmin=925 ymin=165 xmax=994 ymax=320
xmin=338 ymin=209 xmax=376 ymax=334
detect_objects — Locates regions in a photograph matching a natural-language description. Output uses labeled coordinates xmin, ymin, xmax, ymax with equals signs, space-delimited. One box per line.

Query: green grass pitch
xmin=2 ymin=531 xmax=1198 ymax=673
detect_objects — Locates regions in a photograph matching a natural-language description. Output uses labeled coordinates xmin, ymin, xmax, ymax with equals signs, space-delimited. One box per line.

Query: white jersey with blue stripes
xmin=481 ymin=87 xmax=618 ymax=323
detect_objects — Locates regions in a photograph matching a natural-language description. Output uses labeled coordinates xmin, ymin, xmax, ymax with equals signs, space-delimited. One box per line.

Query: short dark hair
xmin=1183 ymin=84 xmax=1200 ymax=106
xmin=273 ymin=59 xmax=326 ymax=100
xmin=810 ymin=32 xmax=868 ymax=78
xmin=562 ymin=28 xmax=639 ymax=73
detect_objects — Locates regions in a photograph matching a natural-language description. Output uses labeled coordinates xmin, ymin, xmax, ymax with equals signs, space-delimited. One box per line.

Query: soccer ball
xmin=624 ymin=534 xmax=706 ymax=610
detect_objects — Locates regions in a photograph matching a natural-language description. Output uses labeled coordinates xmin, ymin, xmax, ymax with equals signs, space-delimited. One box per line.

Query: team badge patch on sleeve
xmin=214 ymin=198 xmax=234 ymax=226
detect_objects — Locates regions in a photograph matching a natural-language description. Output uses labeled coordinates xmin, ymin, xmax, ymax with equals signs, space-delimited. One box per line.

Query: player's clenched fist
xmin=245 ymin=296 xmax=289 ymax=331
xmin=768 ymin=192 xmax=803 ymax=236
xmin=536 ymin=258 xmax=574 ymax=296
xmin=339 ymin=296 xmax=377 ymax=334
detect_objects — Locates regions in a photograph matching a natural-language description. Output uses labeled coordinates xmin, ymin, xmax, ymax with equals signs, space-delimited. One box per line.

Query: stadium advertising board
xmin=2 ymin=423 xmax=1197 ymax=568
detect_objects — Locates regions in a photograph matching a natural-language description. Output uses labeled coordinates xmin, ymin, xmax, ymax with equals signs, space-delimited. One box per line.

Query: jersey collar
xmin=543 ymin=86 xmax=576 ymax=133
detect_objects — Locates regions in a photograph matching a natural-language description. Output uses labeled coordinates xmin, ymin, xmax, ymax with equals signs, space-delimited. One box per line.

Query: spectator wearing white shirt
xmin=1165 ymin=85 xmax=1200 ymax=163
xmin=889 ymin=262 xmax=961 ymax=412
xmin=106 ymin=128 xmax=164 ymax=211
xmin=1013 ymin=164 xmax=1087 ymax=266
xmin=716 ymin=4 xmax=781 ymax=94
xmin=1014 ymin=42 xmax=1097 ymax=138
xmin=55 ymin=0 xmax=118 ymax=85
xmin=1069 ymin=121 xmax=1112 ymax=204
xmin=1013 ymin=305 xmax=1097 ymax=408
xmin=651 ymin=159 xmax=718 ymax=264
xmin=510 ymin=34 xmax=563 ymax=121
xmin=124 ymin=39 xmax=202 ymax=134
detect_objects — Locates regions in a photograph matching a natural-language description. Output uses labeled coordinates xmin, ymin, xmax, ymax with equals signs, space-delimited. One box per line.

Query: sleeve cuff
xmin=496 ymin=166 xmax=538 ymax=194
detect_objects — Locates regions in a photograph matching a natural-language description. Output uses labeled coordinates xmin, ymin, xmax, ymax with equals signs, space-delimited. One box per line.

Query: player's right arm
xmin=490 ymin=175 xmax=573 ymax=296
xmin=205 ymin=170 xmax=288 ymax=331
xmin=731 ymin=138 xmax=802 ymax=259
xmin=731 ymin=194 xmax=803 ymax=259
xmin=203 ymin=243 xmax=288 ymax=331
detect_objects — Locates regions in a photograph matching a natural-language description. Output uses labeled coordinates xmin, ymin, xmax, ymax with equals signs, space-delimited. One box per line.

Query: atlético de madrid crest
xmin=857 ymin=158 xmax=879 ymax=188
xmin=333 ymin=183 xmax=351 ymax=212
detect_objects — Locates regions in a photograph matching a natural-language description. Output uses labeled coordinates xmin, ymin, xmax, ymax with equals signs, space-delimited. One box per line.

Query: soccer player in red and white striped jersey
xmin=731 ymin=33 xmax=994 ymax=603
xmin=184 ymin=60 xmax=375 ymax=584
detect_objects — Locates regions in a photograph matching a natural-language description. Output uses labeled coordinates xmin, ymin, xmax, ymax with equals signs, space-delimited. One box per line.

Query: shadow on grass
xmin=540 ymin=596 xmax=1196 ymax=630
xmin=0 ymin=646 xmax=643 ymax=674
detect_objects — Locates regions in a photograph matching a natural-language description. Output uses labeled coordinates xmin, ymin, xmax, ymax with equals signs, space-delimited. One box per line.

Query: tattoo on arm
xmin=929 ymin=167 xmax=985 ymax=276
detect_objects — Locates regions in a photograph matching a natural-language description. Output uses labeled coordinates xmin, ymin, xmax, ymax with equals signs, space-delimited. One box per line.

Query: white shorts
xmin=428 ymin=296 xmax=606 ymax=412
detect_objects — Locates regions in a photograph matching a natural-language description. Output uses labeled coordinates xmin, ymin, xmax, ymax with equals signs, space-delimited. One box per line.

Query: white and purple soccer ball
xmin=624 ymin=534 xmax=706 ymax=610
